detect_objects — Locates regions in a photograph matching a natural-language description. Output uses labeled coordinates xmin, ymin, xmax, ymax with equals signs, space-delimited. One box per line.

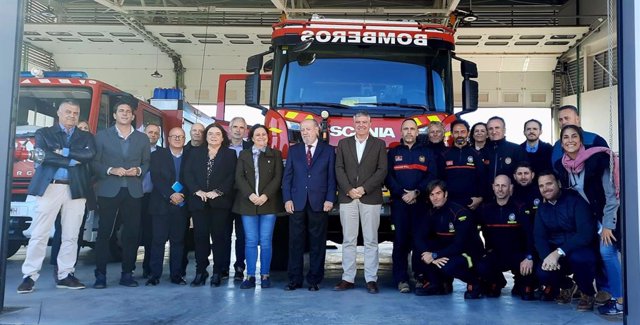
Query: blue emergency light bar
xmin=20 ymin=71 xmax=88 ymax=78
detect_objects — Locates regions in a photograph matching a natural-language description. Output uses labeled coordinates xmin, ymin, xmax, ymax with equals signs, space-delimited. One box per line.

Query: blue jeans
xmin=242 ymin=214 xmax=276 ymax=277
xmin=599 ymin=240 xmax=623 ymax=299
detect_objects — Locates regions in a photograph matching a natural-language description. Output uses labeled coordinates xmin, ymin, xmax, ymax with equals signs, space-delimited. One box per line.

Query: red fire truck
xmin=237 ymin=16 xmax=479 ymax=245
xmin=8 ymin=71 xmax=214 ymax=257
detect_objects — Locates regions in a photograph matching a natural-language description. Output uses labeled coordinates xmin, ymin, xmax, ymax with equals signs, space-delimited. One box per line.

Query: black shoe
xmin=464 ymin=284 xmax=483 ymax=299
xmin=17 ymin=276 xmax=35 ymax=294
xmin=119 ymin=272 xmax=139 ymax=287
xmin=142 ymin=270 xmax=151 ymax=279
xmin=366 ymin=281 xmax=379 ymax=294
xmin=93 ymin=270 xmax=106 ymax=289
xmin=190 ymin=271 xmax=209 ymax=287
xmin=233 ymin=266 xmax=245 ymax=282
xmin=146 ymin=277 xmax=160 ymax=286
xmin=56 ymin=273 xmax=85 ymax=290
xmin=221 ymin=271 xmax=230 ymax=280
xmin=240 ymin=276 xmax=256 ymax=289
xmin=284 ymin=282 xmax=302 ymax=291
xmin=484 ymin=283 xmax=502 ymax=298
xmin=210 ymin=273 xmax=222 ymax=287
xmin=521 ymin=286 xmax=536 ymax=301
xmin=415 ymin=282 xmax=444 ymax=296
xmin=170 ymin=276 xmax=187 ymax=285
xmin=308 ymin=284 xmax=320 ymax=291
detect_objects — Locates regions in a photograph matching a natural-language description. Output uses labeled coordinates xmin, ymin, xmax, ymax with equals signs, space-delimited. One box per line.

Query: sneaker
xmin=240 ymin=276 xmax=256 ymax=289
xmin=397 ymin=281 xmax=410 ymax=293
xmin=119 ymin=272 xmax=139 ymax=287
xmin=464 ymin=284 xmax=483 ymax=299
xmin=556 ymin=282 xmax=577 ymax=304
xmin=540 ymin=286 xmax=556 ymax=301
xmin=93 ymin=271 xmax=106 ymax=289
xmin=260 ymin=276 xmax=271 ymax=289
xmin=577 ymin=293 xmax=595 ymax=311
xmin=414 ymin=282 xmax=444 ymax=296
xmin=595 ymin=290 xmax=612 ymax=305
xmin=233 ymin=267 xmax=245 ymax=282
xmin=17 ymin=276 xmax=35 ymax=294
xmin=598 ymin=299 xmax=624 ymax=315
xmin=56 ymin=273 xmax=86 ymax=290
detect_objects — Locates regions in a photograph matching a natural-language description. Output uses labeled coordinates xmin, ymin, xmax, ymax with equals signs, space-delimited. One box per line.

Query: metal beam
xmin=0 ymin=0 xmax=24 ymax=311
xmin=94 ymin=0 xmax=129 ymax=14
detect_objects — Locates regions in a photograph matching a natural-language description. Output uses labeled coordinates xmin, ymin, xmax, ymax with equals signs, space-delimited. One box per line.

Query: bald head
xmin=190 ymin=123 xmax=205 ymax=146
xmin=493 ymin=174 xmax=512 ymax=201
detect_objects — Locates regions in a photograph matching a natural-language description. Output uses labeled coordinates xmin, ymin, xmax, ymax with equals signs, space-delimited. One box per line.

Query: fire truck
xmin=232 ymin=16 xmax=479 ymax=246
xmin=8 ymin=71 xmax=214 ymax=257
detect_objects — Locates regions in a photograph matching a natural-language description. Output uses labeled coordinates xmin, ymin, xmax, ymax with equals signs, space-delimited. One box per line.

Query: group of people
xmin=16 ymin=100 xmax=623 ymax=316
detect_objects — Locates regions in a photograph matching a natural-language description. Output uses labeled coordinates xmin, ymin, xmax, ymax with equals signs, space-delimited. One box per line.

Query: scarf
xmin=561 ymin=145 xmax=620 ymax=198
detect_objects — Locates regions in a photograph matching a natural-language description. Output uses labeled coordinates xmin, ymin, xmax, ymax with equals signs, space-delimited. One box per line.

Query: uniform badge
xmin=446 ymin=160 xmax=454 ymax=166
xmin=505 ymin=157 xmax=512 ymax=165
xmin=395 ymin=155 xmax=403 ymax=162
xmin=507 ymin=213 xmax=517 ymax=224
xmin=533 ymin=198 xmax=540 ymax=207
xmin=467 ymin=156 xmax=474 ymax=163
xmin=419 ymin=155 xmax=425 ymax=163
xmin=448 ymin=222 xmax=455 ymax=232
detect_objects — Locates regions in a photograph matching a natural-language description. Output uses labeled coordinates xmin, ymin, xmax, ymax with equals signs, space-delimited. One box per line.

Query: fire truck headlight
xmin=321 ymin=110 xmax=329 ymax=119
xmin=29 ymin=148 xmax=45 ymax=164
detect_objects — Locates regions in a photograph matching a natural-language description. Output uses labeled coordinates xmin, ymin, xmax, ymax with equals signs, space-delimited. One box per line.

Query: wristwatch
xmin=556 ymin=248 xmax=566 ymax=257
xmin=525 ymin=254 xmax=533 ymax=260
xmin=431 ymin=252 xmax=438 ymax=259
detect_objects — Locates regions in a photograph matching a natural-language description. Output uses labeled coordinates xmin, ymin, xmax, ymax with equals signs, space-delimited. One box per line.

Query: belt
xmin=51 ymin=179 xmax=70 ymax=185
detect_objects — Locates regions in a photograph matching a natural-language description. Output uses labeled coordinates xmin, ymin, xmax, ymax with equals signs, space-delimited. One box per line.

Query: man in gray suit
xmin=333 ymin=111 xmax=387 ymax=294
xmin=92 ymin=102 xmax=150 ymax=288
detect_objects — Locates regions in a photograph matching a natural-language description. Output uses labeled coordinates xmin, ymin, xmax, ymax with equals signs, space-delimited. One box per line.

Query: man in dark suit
xmin=140 ymin=123 xmax=161 ymax=279
xmin=146 ymin=127 xmax=189 ymax=286
xmin=227 ymin=117 xmax=252 ymax=281
xmin=333 ymin=111 xmax=387 ymax=294
xmin=282 ymin=119 xmax=336 ymax=291
xmin=17 ymin=99 xmax=95 ymax=294
xmin=92 ymin=101 xmax=150 ymax=288
xmin=520 ymin=119 xmax=552 ymax=174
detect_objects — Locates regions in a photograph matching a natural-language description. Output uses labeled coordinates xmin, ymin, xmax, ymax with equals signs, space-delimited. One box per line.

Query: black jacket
xmin=27 ymin=125 xmax=95 ymax=199
xmin=183 ymin=146 xmax=237 ymax=211
xmin=478 ymin=199 xmax=534 ymax=259
xmin=149 ymin=147 xmax=188 ymax=215
xmin=441 ymin=145 xmax=485 ymax=205
xmin=534 ymin=190 xmax=597 ymax=258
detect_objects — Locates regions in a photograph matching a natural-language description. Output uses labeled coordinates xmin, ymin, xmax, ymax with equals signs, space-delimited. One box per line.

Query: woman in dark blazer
xmin=183 ymin=123 xmax=237 ymax=287
xmin=233 ymin=124 xmax=284 ymax=289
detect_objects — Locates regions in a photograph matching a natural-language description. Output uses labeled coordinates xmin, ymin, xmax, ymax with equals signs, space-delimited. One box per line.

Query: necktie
xmin=306 ymin=145 xmax=312 ymax=167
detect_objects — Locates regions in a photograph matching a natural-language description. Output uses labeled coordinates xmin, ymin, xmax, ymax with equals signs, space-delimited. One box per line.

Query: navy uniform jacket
xmin=415 ymin=201 xmax=483 ymax=259
xmin=483 ymin=138 xmax=527 ymax=180
xmin=28 ymin=125 xmax=95 ymax=199
xmin=282 ymin=141 xmax=336 ymax=212
xmin=385 ymin=143 xmax=437 ymax=200
xmin=441 ymin=145 xmax=485 ymax=205
xmin=477 ymin=199 xmax=534 ymax=260
xmin=534 ymin=190 xmax=597 ymax=259
xmin=512 ymin=183 xmax=542 ymax=222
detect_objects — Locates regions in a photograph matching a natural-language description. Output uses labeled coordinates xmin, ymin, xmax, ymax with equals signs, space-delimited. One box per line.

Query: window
xmin=593 ymin=47 xmax=618 ymax=90
xmin=97 ymin=93 xmax=111 ymax=131
xmin=16 ymin=86 xmax=91 ymax=135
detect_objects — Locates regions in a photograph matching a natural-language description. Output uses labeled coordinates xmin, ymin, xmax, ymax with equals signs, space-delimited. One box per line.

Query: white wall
xmin=561 ymin=85 xmax=619 ymax=152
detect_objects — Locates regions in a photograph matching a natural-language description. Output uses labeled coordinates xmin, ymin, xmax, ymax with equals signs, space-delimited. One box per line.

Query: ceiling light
xmin=151 ymin=70 xmax=163 ymax=78
xmin=463 ymin=13 xmax=478 ymax=22
xmin=40 ymin=6 xmax=56 ymax=18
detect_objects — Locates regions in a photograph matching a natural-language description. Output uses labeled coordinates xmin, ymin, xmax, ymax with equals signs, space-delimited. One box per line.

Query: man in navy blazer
xmin=146 ymin=127 xmax=189 ymax=286
xmin=92 ymin=102 xmax=150 ymax=288
xmin=282 ymin=119 xmax=336 ymax=291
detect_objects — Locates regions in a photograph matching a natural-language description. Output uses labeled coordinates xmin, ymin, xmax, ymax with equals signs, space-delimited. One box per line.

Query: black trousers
xmin=180 ymin=217 xmax=194 ymax=276
xmin=287 ymin=203 xmax=328 ymax=285
xmin=192 ymin=207 xmax=233 ymax=274
xmin=149 ymin=205 xmax=188 ymax=278
xmin=95 ymin=188 xmax=142 ymax=275
xmin=229 ymin=212 xmax=246 ymax=270
xmin=420 ymin=254 xmax=478 ymax=286
xmin=140 ymin=193 xmax=153 ymax=275
xmin=391 ymin=200 xmax=425 ymax=284
xmin=476 ymin=250 xmax=536 ymax=288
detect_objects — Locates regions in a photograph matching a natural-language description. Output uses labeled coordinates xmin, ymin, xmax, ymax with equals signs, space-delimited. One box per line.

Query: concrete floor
xmin=0 ymin=242 xmax=622 ymax=325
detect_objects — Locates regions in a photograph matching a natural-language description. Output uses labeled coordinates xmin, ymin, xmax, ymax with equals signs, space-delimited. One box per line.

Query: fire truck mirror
xmin=246 ymin=54 xmax=263 ymax=73
xmin=462 ymin=79 xmax=478 ymax=113
xmin=297 ymin=53 xmax=316 ymax=67
xmin=460 ymin=60 xmax=478 ymax=79
xmin=245 ymin=73 xmax=261 ymax=108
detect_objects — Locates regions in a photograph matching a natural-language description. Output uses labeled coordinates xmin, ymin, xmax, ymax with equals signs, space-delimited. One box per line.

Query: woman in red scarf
xmin=555 ymin=125 xmax=623 ymax=315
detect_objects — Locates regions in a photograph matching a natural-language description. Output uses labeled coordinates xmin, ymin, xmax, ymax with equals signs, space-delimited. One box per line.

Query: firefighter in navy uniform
xmin=414 ymin=180 xmax=484 ymax=299
xmin=385 ymin=119 xmax=438 ymax=293
xmin=476 ymin=175 xmax=537 ymax=300
xmin=441 ymin=119 xmax=485 ymax=209
xmin=483 ymin=117 xmax=527 ymax=197
xmin=512 ymin=162 xmax=542 ymax=222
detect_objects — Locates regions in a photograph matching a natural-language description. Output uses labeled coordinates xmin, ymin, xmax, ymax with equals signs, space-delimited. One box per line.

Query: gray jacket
xmin=92 ymin=126 xmax=150 ymax=198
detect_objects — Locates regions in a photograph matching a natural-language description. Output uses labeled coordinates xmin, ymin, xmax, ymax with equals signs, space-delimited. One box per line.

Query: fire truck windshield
xmin=273 ymin=44 xmax=450 ymax=114
xmin=17 ymin=86 xmax=92 ymax=135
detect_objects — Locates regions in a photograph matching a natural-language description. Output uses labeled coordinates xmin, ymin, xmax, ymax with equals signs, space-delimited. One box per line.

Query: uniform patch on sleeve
xmin=395 ymin=155 xmax=403 ymax=162
xmin=445 ymin=160 xmax=453 ymax=166
xmin=458 ymin=216 xmax=467 ymax=221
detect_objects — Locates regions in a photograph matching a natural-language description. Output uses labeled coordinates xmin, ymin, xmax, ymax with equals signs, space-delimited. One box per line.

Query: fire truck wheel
xmin=6 ymin=241 xmax=21 ymax=258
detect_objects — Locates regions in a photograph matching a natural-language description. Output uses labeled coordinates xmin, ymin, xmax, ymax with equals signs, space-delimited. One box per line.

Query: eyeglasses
xmin=168 ymin=135 xmax=185 ymax=140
